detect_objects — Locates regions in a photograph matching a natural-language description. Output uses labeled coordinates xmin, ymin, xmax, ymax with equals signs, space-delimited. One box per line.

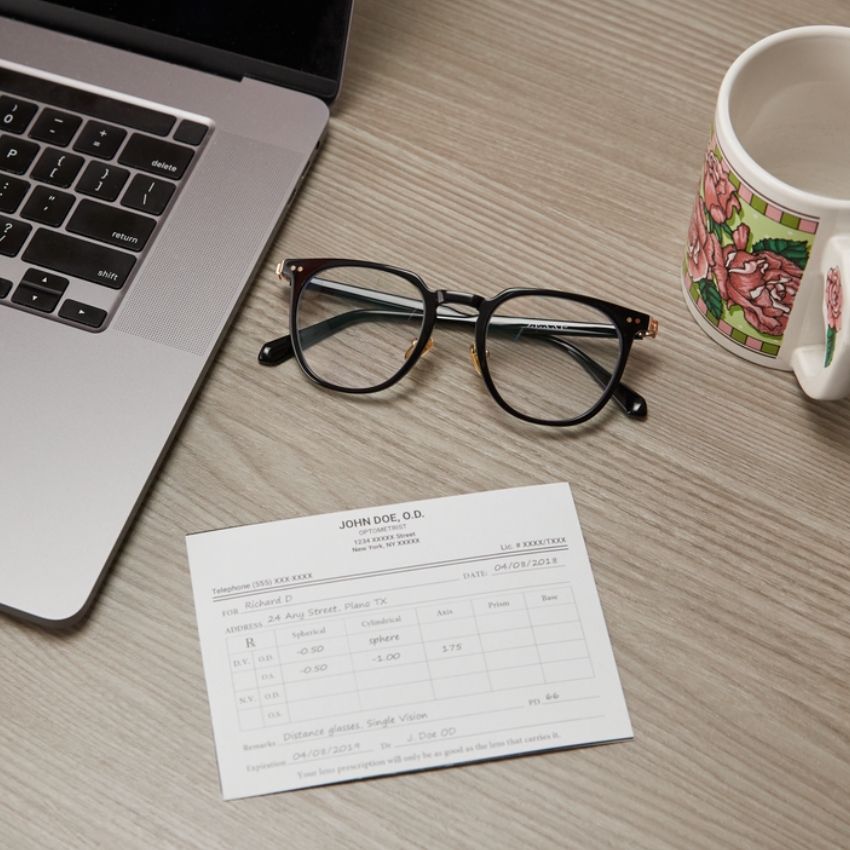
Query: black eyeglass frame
xmin=260 ymin=258 xmax=658 ymax=426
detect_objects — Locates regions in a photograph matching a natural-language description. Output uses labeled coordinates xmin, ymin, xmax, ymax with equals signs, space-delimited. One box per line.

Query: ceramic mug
xmin=683 ymin=26 xmax=849 ymax=399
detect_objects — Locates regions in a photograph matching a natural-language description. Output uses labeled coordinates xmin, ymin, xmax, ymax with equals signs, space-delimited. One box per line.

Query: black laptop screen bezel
xmin=0 ymin=0 xmax=354 ymax=103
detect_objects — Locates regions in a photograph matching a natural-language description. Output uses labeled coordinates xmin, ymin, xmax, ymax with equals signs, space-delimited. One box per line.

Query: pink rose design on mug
xmin=686 ymin=197 xmax=723 ymax=283
xmin=825 ymin=266 xmax=843 ymax=366
xmin=683 ymin=136 xmax=813 ymax=354
xmin=716 ymin=225 xmax=802 ymax=337
xmin=703 ymin=148 xmax=741 ymax=225
xmin=826 ymin=267 xmax=843 ymax=331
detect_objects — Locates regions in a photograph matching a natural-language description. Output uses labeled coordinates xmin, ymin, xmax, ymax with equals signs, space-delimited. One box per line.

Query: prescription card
xmin=186 ymin=483 xmax=633 ymax=799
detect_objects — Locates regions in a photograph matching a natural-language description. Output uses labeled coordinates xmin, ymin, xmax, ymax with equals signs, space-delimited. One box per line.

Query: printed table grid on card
xmin=228 ymin=579 xmax=592 ymax=731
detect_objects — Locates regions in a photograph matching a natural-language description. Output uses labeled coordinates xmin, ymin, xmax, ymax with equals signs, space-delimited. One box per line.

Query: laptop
xmin=0 ymin=1 xmax=354 ymax=626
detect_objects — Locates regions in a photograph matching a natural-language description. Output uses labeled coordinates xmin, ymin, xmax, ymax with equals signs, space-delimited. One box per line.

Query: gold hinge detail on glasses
xmin=636 ymin=318 xmax=659 ymax=339
xmin=276 ymin=261 xmax=303 ymax=279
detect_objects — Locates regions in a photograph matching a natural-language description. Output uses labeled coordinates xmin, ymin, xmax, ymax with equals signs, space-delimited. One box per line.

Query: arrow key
xmin=58 ymin=299 xmax=107 ymax=328
xmin=21 ymin=267 xmax=69 ymax=293
xmin=12 ymin=283 xmax=62 ymax=312
xmin=11 ymin=268 xmax=69 ymax=312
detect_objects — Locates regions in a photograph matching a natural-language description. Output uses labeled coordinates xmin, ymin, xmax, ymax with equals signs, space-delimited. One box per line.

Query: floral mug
xmin=683 ymin=26 xmax=849 ymax=400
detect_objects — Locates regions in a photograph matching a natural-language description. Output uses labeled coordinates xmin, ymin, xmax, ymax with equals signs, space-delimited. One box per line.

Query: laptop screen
xmin=0 ymin=0 xmax=354 ymax=102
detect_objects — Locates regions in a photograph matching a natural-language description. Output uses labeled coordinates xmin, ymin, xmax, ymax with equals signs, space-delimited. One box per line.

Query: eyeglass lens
xmin=295 ymin=266 xmax=426 ymax=389
xmin=484 ymin=294 xmax=622 ymax=422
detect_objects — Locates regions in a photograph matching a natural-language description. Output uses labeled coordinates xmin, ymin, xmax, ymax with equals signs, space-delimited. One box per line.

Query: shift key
xmin=119 ymin=133 xmax=194 ymax=179
xmin=23 ymin=229 xmax=136 ymax=289
xmin=67 ymin=199 xmax=155 ymax=251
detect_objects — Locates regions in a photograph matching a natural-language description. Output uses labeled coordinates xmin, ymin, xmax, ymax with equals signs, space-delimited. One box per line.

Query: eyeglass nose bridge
xmin=434 ymin=291 xmax=487 ymax=377
xmin=436 ymin=290 xmax=484 ymax=310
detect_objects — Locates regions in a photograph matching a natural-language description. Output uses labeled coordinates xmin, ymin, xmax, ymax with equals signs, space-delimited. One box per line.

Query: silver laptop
xmin=0 ymin=1 xmax=354 ymax=626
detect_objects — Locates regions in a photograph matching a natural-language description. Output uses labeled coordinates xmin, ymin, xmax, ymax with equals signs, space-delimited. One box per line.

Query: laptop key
xmin=58 ymin=298 xmax=107 ymax=328
xmin=0 ymin=176 xmax=30 ymax=212
xmin=121 ymin=174 xmax=175 ymax=215
xmin=23 ymin=228 xmax=136 ymax=288
xmin=12 ymin=269 xmax=69 ymax=313
xmin=174 ymin=119 xmax=208 ymax=146
xmin=0 ymin=277 xmax=12 ymax=298
xmin=22 ymin=267 xmax=69 ymax=292
xmin=31 ymin=148 xmax=85 ymax=188
xmin=0 ymin=215 xmax=32 ymax=256
xmin=67 ymin=199 xmax=156 ymax=251
xmin=0 ymin=96 xmax=38 ymax=135
xmin=29 ymin=108 xmax=83 ymax=147
xmin=73 ymin=120 xmax=127 ymax=159
xmin=118 ymin=133 xmax=194 ymax=179
xmin=21 ymin=186 xmax=75 ymax=226
xmin=0 ymin=134 xmax=39 ymax=174
xmin=12 ymin=283 xmax=62 ymax=312
xmin=76 ymin=161 xmax=130 ymax=201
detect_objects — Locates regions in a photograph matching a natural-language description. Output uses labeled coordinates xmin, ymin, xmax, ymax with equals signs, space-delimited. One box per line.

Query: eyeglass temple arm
xmin=259 ymin=304 xmax=420 ymax=365
xmin=259 ymin=278 xmax=427 ymax=365
xmin=543 ymin=336 xmax=646 ymax=416
xmin=258 ymin=279 xmax=472 ymax=365
xmin=258 ymin=280 xmax=647 ymax=417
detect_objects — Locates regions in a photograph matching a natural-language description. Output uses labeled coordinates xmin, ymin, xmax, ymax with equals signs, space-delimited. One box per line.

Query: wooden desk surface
xmin=3 ymin=1 xmax=849 ymax=848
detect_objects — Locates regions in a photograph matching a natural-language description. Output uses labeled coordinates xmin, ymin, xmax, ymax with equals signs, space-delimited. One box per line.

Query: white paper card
xmin=187 ymin=483 xmax=632 ymax=799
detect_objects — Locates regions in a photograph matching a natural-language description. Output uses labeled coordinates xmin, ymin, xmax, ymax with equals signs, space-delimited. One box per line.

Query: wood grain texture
xmin=2 ymin=1 xmax=849 ymax=848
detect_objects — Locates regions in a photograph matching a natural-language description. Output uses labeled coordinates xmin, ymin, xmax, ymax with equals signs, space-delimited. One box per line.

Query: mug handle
xmin=791 ymin=235 xmax=848 ymax=400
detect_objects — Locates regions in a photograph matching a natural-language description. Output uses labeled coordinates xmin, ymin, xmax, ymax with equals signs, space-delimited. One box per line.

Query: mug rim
xmin=716 ymin=25 xmax=850 ymax=211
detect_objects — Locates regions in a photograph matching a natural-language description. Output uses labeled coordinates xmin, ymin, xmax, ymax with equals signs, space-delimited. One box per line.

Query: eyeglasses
xmin=258 ymin=259 xmax=658 ymax=426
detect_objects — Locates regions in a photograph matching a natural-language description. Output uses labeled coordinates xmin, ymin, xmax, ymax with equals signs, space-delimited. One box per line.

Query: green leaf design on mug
xmin=751 ymin=238 xmax=810 ymax=270
xmin=697 ymin=277 xmax=723 ymax=321
xmin=825 ymin=326 xmax=837 ymax=367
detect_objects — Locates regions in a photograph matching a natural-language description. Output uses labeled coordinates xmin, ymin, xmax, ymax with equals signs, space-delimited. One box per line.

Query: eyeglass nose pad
xmin=405 ymin=337 xmax=434 ymax=360
xmin=469 ymin=343 xmax=483 ymax=376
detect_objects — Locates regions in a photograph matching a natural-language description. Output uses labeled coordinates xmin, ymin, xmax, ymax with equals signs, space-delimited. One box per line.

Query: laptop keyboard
xmin=0 ymin=64 xmax=209 ymax=330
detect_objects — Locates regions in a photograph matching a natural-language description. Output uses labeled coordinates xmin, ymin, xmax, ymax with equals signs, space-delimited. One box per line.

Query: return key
xmin=67 ymin=198 xmax=156 ymax=252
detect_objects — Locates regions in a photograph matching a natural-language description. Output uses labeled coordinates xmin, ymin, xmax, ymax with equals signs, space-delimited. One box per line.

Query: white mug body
xmin=683 ymin=26 xmax=849 ymax=399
